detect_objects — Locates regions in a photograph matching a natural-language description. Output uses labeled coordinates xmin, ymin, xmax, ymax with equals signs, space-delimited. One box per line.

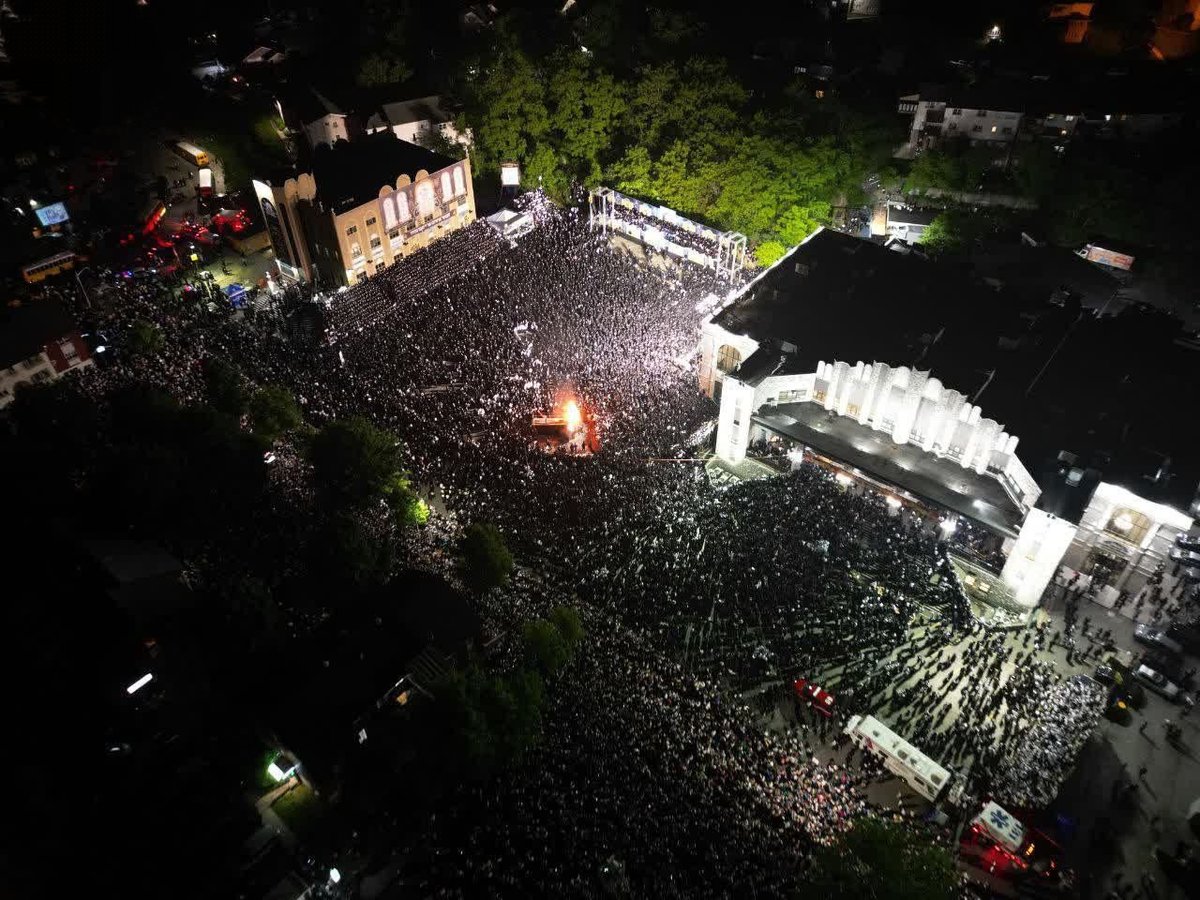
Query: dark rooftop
xmin=887 ymin=206 xmax=938 ymax=228
xmin=971 ymin=239 xmax=1121 ymax=312
xmin=712 ymin=228 xmax=1023 ymax=398
xmin=311 ymin=131 xmax=457 ymax=214
xmin=715 ymin=229 xmax=1200 ymax=511
xmin=0 ymin=300 xmax=76 ymax=369
xmin=914 ymin=69 xmax=1193 ymax=117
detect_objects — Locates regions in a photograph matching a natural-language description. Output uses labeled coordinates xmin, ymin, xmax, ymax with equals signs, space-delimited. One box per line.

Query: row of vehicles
xmin=841 ymin=715 xmax=1066 ymax=884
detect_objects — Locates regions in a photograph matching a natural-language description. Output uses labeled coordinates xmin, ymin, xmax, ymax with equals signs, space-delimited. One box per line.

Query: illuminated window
xmin=1105 ymin=509 xmax=1150 ymax=544
xmin=441 ymin=171 xmax=453 ymax=200
xmin=453 ymin=166 xmax=466 ymax=196
xmin=416 ymin=181 xmax=436 ymax=218
xmin=991 ymin=125 xmax=998 ymax=133
xmin=716 ymin=344 xmax=742 ymax=374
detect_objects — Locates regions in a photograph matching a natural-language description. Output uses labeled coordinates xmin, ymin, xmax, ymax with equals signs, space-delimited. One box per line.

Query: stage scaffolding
xmin=588 ymin=187 xmax=747 ymax=281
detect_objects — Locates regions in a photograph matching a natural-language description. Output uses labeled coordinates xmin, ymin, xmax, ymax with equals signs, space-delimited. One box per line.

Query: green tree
xmin=415 ymin=126 xmax=467 ymax=161
xmin=356 ymin=53 xmax=413 ymax=88
xmin=460 ymin=36 xmax=549 ymax=174
xmin=523 ymin=619 xmax=570 ymax=677
xmin=249 ymin=385 xmax=302 ymax=441
xmin=310 ymin=513 xmax=393 ymax=589
xmin=918 ymin=214 xmax=961 ymax=254
xmin=457 ymin=522 xmax=513 ymax=593
xmin=549 ymin=605 xmax=585 ymax=647
xmin=383 ymin=474 xmax=430 ymax=527
xmin=307 ymin=417 xmax=401 ymax=508
xmin=807 ymin=817 xmax=959 ymax=900
xmin=546 ymin=52 xmax=627 ymax=186
xmin=203 ymin=358 xmax=247 ymax=417
xmin=127 ymin=320 xmax=164 ymax=357
xmin=754 ymin=240 xmax=787 ymax=267
xmin=437 ymin=661 xmax=545 ymax=777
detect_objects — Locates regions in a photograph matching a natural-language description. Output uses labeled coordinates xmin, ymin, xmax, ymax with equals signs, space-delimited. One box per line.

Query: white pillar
xmin=1000 ymin=509 xmax=1079 ymax=609
xmin=715 ymin=377 xmax=756 ymax=465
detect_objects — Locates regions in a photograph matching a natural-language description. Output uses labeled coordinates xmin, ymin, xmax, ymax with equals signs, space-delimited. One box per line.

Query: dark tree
xmin=307 ymin=417 xmax=402 ymax=508
xmin=126 ymin=319 xmax=164 ymax=357
xmin=523 ymin=619 xmax=570 ymax=677
xmin=457 ymin=522 xmax=514 ymax=593
xmin=203 ymin=358 xmax=247 ymax=417
xmin=806 ymin=817 xmax=959 ymax=900
xmin=248 ymin=385 xmax=302 ymax=442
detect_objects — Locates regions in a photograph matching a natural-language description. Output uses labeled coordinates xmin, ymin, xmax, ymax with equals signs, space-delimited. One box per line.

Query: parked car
xmin=1134 ymin=624 xmax=1184 ymax=656
xmin=1171 ymin=548 xmax=1200 ymax=567
xmin=1135 ymin=665 xmax=1182 ymax=701
xmin=1175 ymin=533 xmax=1200 ymax=554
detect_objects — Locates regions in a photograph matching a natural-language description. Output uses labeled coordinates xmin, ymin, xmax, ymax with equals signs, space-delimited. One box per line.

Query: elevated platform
xmin=754 ymin=402 xmax=1025 ymax=539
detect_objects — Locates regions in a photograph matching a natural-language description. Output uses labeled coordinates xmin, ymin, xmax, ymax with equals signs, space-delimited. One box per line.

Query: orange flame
xmin=564 ymin=399 xmax=582 ymax=431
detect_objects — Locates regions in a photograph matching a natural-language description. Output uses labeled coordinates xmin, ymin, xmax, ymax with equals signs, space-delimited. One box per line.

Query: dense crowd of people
xmin=36 ymin=195 xmax=1108 ymax=895
xmin=992 ymin=676 xmax=1106 ymax=809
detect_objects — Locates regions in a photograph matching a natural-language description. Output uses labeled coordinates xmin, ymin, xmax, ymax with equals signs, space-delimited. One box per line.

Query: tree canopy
xmin=307 ymin=416 xmax=403 ymax=508
xmin=454 ymin=25 xmax=904 ymax=258
xmin=457 ymin=522 xmax=514 ymax=593
xmin=249 ymin=385 xmax=302 ymax=442
xmin=806 ymin=817 xmax=959 ymax=900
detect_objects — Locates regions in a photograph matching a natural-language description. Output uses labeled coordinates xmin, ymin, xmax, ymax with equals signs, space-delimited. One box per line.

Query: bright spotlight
xmin=126 ymin=673 xmax=153 ymax=694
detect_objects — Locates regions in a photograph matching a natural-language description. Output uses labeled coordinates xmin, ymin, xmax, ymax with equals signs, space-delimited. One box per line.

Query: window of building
xmin=990 ymin=125 xmax=998 ymax=133
xmin=716 ymin=344 xmax=742 ymax=375
xmin=416 ymin=181 xmax=436 ymax=218
xmin=453 ymin=166 xmax=466 ymax=197
xmin=971 ymin=124 xmax=982 ymax=133
xmin=1064 ymin=115 xmax=1074 ymax=122
xmin=440 ymin=171 xmax=453 ymax=200
xmin=345 ymin=225 xmax=358 ymax=237
xmin=1105 ymin=508 xmax=1151 ymax=545
xmin=365 ymin=216 xmax=377 ymax=227
xmin=388 ymin=227 xmax=400 ymax=240
xmin=952 ymin=108 xmax=962 ymax=115
xmin=369 ymin=235 xmax=382 ymax=250
xmin=350 ymin=242 xmax=363 ymax=258
xmin=976 ymin=109 xmax=988 ymax=117
xmin=1002 ymin=126 xmax=1013 ymax=134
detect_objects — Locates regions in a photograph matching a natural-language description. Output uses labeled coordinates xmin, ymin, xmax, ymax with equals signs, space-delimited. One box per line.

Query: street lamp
xmin=74 ymin=266 xmax=94 ymax=309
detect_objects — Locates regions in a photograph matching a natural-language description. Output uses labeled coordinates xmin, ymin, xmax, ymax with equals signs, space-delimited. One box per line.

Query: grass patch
xmin=272 ymin=781 xmax=324 ymax=838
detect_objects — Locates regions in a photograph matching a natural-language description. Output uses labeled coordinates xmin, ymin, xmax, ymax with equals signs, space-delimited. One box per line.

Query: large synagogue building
xmin=701 ymin=228 xmax=1195 ymax=615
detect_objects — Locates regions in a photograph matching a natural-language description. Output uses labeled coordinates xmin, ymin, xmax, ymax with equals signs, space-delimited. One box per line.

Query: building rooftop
xmin=913 ymin=69 xmax=1193 ymax=117
xmin=712 ymin=228 xmax=1022 ymax=398
xmin=0 ymin=300 xmax=76 ymax=369
xmin=887 ymin=205 xmax=938 ymax=228
xmin=971 ymin=238 xmax=1121 ymax=312
xmin=365 ymin=95 xmax=450 ymax=131
xmin=310 ymin=131 xmax=457 ymax=214
xmin=715 ymin=228 xmax=1200 ymax=512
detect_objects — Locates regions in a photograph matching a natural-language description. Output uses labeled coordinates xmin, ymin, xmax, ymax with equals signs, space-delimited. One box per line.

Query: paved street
xmin=761 ymin=582 xmax=1198 ymax=899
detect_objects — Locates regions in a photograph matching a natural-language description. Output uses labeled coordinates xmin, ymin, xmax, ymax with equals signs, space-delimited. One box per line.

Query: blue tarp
xmin=223 ymin=283 xmax=248 ymax=309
